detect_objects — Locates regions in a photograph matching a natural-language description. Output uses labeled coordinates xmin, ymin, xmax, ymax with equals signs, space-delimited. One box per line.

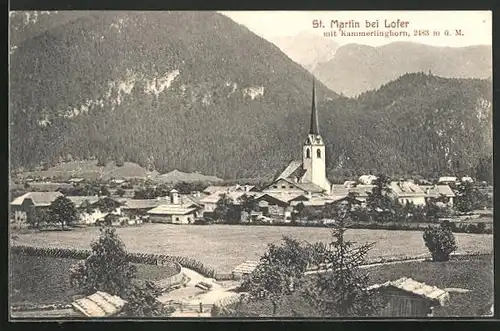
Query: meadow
xmin=12 ymin=224 xmax=494 ymax=273
xmin=9 ymin=253 xmax=180 ymax=305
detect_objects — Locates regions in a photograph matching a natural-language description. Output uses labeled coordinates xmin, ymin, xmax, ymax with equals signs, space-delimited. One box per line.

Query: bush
xmin=423 ymin=225 xmax=458 ymax=262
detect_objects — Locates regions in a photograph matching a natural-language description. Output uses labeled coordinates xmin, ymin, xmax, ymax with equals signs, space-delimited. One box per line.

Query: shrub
xmin=423 ymin=225 xmax=458 ymax=262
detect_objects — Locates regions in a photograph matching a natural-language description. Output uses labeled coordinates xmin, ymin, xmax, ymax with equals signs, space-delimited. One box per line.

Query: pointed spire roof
xmin=309 ymin=78 xmax=320 ymax=135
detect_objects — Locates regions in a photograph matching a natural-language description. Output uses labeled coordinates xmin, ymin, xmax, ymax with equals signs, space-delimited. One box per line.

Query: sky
xmin=220 ymin=11 xmax=492 ymax=47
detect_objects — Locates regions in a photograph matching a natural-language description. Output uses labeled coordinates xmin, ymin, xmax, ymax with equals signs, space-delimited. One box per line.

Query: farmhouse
xmin=421 ymin=185 xmax=455 ymax=207
xmin=264 ymin=79 xmax=331 ymax=195
xmin=199 ymin=191 xmax=256 ymax=216
xmin=388 ymin=181 xmax=426 ymax=206
xmin=67 ymin=196 xmax=107 ymax=225
xmin=10 ymin=192 xmax=64 ymax=222
xmin=146 ymin=189 xmax=202 ymax=224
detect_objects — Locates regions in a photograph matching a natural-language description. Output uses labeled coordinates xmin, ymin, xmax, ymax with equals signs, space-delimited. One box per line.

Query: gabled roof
xmin=71 ymin=291 xmax=127 ymax=317
xmin=10 ymin=192 xmax=64 ymax=207
xmin=267 ymin=177 xmax=324 ymax=194
xmin=420 ymin=185 xmax=455 ymax=198
xmin=147 ymin=204 xmax=200 ymax=216
xmin=232 ymin=260 xmax=259 ymax=275
xmin=121 ymin=199 xmax=163 ymax=210
xmin=367 ymin=277 xmax=450 ymax=307
xmin=389 ymin=181 xmax=425 ymax=197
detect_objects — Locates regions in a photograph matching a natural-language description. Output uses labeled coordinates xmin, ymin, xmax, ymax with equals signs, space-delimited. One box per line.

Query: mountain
xmin=269 ymin=32 xmax=339 ymax=72
xmin=9 ymin=12 xmax=492 ymax=182
xmin=317 ymin=73 xmax=492 ymax=180
xmin=313 ymin=42 xmax=492 ymax=97
xmin=9 ymin=11 xmax=338 ymax=180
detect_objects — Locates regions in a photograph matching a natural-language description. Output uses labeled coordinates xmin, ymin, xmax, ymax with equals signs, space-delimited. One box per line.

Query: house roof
xmin=438 ymin=177 xmax=457 ymax=183
xmin=232 ymin=260 xmax=259 ymax=275
xmin=420 ymin=185 xmax=455 ymax=198
xmin=10 ymin=192 xmax=64 ymax=207
xmin=71 ymin=291 xmax=127 ymax=317
xmin=389 ymin=181 xmax=425 ymax=197
xmin=121 ymin=199 xmax=163 ymax=210
xmin=199 ymin=191 xmax=255 ymax=204
xmin=367 ymin=277 xmax=450 ymax=307
xmin=68 ymin=196 xmax=100 ymax=208
xmin=147 ymin=204 xmax=199 ymax=216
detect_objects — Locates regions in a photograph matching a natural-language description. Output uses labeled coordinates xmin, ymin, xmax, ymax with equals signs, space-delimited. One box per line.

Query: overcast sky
xmin=220 ymin=11 xmax=492 ymax=47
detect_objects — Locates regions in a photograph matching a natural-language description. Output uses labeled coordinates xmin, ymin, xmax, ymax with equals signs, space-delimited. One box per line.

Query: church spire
xmin=309 ymin=78 xmax=320 ymax=135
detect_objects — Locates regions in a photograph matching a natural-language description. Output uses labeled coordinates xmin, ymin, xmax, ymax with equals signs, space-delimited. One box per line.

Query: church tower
xmin=302 ymin=79 xmax=330 ymax=193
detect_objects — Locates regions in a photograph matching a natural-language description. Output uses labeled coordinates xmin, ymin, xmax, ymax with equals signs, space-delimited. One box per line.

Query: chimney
xmin=170 ymin=189 xmax=179 ymax=204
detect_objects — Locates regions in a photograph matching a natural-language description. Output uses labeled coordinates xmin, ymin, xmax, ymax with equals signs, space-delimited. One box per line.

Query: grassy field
xmin=232 ymin=254 xmax=494 ymax=317
xmin=9 ymin=254 xmax=179 ymax=305
xmin=12 ymin=224 xmax=493 ymax=273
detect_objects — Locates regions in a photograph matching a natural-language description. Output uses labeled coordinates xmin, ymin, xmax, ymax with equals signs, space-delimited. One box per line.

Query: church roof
xmin=310 ymin=78 xmax=320 ymax=135
xmin=276 ymin=160 xmax=303 ymax=181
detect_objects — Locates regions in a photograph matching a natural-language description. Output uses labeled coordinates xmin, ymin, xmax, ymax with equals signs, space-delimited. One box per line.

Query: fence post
xmin=199 ymin=302 xmax=203 ymax=313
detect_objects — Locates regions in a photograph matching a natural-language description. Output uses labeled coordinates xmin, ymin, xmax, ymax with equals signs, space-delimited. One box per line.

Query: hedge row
xmin=214 ymin=220 xmax=492 ymax=234
xmin=10 ymin=245 xmax=220 ymax=279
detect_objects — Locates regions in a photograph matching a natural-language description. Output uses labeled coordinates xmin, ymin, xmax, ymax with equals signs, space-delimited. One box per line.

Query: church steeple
xmin=309 ymin=78 xmax=320 ymax=135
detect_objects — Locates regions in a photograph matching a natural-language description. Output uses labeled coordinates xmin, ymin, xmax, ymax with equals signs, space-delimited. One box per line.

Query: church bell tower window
xmin=306 ymin=148 xmax=311 ymax=159
xmin=317 ymin=149 xmax=321 ymax=159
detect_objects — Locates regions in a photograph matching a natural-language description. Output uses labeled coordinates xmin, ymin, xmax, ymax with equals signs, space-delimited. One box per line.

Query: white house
xmin=146 ymin=190 xmax=202 ymax=224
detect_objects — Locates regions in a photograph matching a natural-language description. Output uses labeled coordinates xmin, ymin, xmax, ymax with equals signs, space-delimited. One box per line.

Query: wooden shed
xmin=368 ymin=277 xmax=450 ymax=317
xmin=232 ymin=260 xmax=259 ymax=279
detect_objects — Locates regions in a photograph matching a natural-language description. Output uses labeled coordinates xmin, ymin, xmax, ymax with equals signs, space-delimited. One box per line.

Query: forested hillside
xmin=10 ymin=11 xmax=337 ymax=179
xmin=320 ymin=73 xmax=492 ymax=180
xmin=10 ymin=12 xmax=492 ymax=181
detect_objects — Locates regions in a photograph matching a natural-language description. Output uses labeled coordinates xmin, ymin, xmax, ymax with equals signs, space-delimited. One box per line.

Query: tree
xmin=100 ymin=185 xmax=110 ymax=197
xmin=213 ymin=193 xmax=237 ymax=222
xmin=69 ymin=227 xmax=171 ymax=317
xmin=116 ymin=188 xmax=126 ymax=197
xmin=302 ymin=200 xmax=381 ymax=317
xmin=95 ymin=197 xmax=122 ymax=213
xmin=423 ymin=224 xmax=458 ymax=262
xmin=365 ymin=174 xmax=393 ymax=222
xmin=48 ymin=196 xmax=78 ymax=230
xmin=240 ymin=237 xmax=312 ymax=316
xmin=454 ymin=181 xmax=481 ymax=213
xmin=238 ymin=194 xmax=258 ymax=221
xmin=115 ymin=156 xmax=125 ymax=167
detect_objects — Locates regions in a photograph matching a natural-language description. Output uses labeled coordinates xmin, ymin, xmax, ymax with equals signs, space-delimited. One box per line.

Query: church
xmin=263 ymin=79 xmax=332 ymax=197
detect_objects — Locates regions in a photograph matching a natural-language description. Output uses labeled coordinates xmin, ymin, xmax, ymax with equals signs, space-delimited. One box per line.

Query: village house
xmin=420 ymin=184 xmax=455 ymax=207
xmin=199 ymin=191 xmax=256 ymax=217
xmin=10 ymin=191 xmax=64 ymax=222
xmin=388 ymin=181 xmax=427 ymax=206
xmin=146 ymin=189 xmax=203 ymax=224
xmin=67 ymin=196 xmax=104 ymax=225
